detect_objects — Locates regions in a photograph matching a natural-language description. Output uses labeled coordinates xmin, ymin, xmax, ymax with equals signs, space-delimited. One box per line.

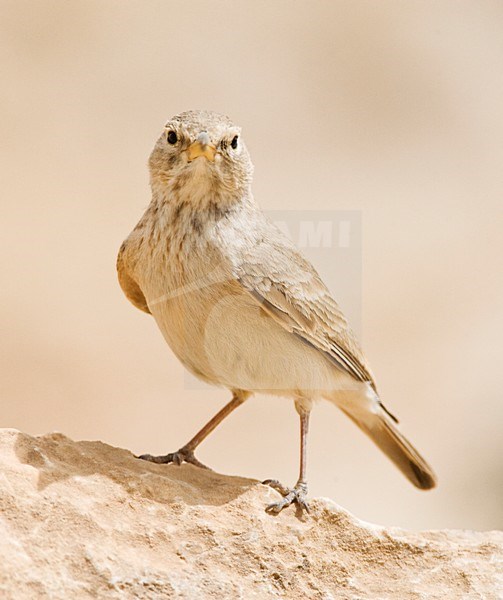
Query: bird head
xmin=149 ymin=110 xmax=254 ymax=208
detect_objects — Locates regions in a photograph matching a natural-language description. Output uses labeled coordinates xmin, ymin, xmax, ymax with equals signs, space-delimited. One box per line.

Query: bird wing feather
xmin=233 ymin=228 xmax=376 ymax=389
xmin=117 ymin=241 xmax=151 ymax=314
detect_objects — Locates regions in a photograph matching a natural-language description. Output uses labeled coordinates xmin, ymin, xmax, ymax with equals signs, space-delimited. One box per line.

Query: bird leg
xmin=264 ymin=400 xmax=311 ymax=514
xmin=138 ymin=390 xmax=249 ymax=469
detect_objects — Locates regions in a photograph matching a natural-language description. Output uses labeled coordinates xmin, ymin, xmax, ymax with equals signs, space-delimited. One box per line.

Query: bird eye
xmin=167 ymin=130 xmax=178 ymax=145
xmin=231 ymin=135 xmax=239 ymax=150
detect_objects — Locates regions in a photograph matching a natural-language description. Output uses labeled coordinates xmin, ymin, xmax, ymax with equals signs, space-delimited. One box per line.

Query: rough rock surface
xmin=0 ymin=429 xmax=501 ymax=599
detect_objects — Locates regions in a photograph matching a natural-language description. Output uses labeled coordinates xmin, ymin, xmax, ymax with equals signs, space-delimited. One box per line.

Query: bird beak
xmin=187 ymin=132 xmax=217 ymax=162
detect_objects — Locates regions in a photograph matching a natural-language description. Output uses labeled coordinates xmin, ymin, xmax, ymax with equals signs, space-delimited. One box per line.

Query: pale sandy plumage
xmin=118 ymin=110 xmax=436 ymax=512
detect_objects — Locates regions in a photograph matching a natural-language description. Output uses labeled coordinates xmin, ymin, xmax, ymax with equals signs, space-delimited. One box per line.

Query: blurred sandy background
xmin=1 ymin=1 xmax=502 ymax=530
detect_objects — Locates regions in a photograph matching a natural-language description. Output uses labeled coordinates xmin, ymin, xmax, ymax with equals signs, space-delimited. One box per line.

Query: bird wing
xmin=117 ymin=240 xmax=151 ymax=314
xmin=232 ymin=228 xmax=376 ymax=390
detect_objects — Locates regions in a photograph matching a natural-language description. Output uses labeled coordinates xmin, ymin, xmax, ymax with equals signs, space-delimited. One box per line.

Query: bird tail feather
xmin=329 ymin=390 xmax=437 ymax=490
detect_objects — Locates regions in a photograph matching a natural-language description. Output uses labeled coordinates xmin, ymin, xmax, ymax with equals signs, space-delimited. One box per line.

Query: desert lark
xmin=117 ymin=110 xmax=436 ymax=513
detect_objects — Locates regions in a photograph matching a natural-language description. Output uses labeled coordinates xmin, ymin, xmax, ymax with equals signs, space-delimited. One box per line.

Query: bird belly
xmin=149 ymin=282 xmax=359 ymax=396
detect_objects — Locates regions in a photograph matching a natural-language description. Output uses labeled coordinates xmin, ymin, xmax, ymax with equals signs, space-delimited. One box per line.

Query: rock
xmin=0 ymin=429 xmax=501 ymax=599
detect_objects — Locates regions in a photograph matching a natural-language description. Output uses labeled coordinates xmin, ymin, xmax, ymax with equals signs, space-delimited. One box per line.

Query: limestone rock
xmin=0 ymin=429 xmax=501 ymax=599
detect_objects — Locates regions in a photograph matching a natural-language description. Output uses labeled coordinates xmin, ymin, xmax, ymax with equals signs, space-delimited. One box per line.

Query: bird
xmin=117 ymin=109 xmax=437 ymax=513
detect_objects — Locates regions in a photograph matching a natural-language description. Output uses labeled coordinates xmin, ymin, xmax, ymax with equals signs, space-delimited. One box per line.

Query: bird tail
xmin=329 ymin=389 xmax=437 ymax=490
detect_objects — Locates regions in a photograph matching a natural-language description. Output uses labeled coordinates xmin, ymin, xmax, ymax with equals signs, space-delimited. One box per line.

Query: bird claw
xmin=137 ymin=447 xmax=210 ymax=469
xmin=263 ymin=479 xmax=310 ymax=514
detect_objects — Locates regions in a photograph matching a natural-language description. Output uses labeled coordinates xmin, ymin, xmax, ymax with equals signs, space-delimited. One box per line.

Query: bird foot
xmin=262 ymin=479 xmax=310 ymax=514
xmin=137 ymin=446 xmax=210 ymax=469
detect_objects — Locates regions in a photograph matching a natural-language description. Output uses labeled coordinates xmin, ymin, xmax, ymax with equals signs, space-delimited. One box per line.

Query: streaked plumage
xmin=118 ymin=110 xmax=437 ymax=512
